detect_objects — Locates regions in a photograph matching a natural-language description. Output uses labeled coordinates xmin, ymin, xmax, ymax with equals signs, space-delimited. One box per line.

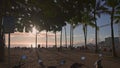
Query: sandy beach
xmin=0 ymin=48 xmax=120 ymax=68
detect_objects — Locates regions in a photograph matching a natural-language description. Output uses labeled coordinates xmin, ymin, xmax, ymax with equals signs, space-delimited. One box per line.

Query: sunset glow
xmin=5 ymin=23 xmax=119 ymax=48
xmin=32 ymin=27 xmax=38 ymax=34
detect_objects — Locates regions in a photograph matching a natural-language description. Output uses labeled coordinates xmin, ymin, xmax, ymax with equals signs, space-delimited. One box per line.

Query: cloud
xmin=87 ymin=38 xmax=95 ymax=44
xmin=37 ymin=31 xmax=61 ymax=38
xmin=74 ymin=34 xmax=83 ymax=38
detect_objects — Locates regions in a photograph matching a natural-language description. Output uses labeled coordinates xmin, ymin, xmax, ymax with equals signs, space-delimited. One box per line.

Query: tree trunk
xmin=60 ymin=28 xmax=62 ymax=47
xmin=93 ymin=1 xmax=98 ymax=53
xmin=60 ymin=28 xmax=62 ymax=51
xmin=111 ymin=7 xmax=117 ymax=57
xmin=55 ymin=31 xmax=57 ymax=48
xmin=64 ymin=26 xmax=67 ymax=48
xmin=46 ymin=30 xmax=48 ymax=48
xmin=70 ymin=24 xmax=72 ymax=49
xmin=71 ymin=24 xmax=73 ymax=48
xmin=83 ymin=24 xmax=87 ymax=47
xmin=70 ymin=24 xmax=71 ymax=48
xmin=0 ymin=15 xmax=5 ymax=62
xmin=94 ymin=13 xmax=98 ymax=53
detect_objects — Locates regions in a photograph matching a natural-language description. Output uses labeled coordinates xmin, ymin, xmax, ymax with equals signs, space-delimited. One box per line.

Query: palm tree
xmin=64 ymin=0 xmax=95 ymax=49
xmin=90 ymin=0 xmax=107 ymax=53
xmin=105 ymin=0 xmax=120 ymax=57
xmin=114 ymin=11 xmax=120 ymax=23
xmin=53 ymin=27 xmax=58 ymax=48
xmin=80 ymin=8 xmax=95 ymax=47
xmin=69 ymin=16 xmax=80 ymax=50
xmin=54 ymin=31 xmax=57 ymax=48
xmin=64 ymin=26 xmax=67 ymax=48
xmin=60 ymin=27 xmax=62 ymax=48
xmin=70 ymin=24 xmax=72 ymax=49
xmin=71 ymin=23 xmax=76 ymax=49
xmin=70 ymin=23 xmax=74 ymax=49
xmin=71 ymin=24 xmax=74 ymax=48
xmin=83 ymin=24 xmax=87 ymax=48
xmin=0 ymin=0 xmax=23 ymax=62
xmin=68 ymin=20 xmax=75 ymax=50
xmin=46 ymin=30 xmax=48 ymax=48
xmin=54 ymin=0 xmax=80 ymax=49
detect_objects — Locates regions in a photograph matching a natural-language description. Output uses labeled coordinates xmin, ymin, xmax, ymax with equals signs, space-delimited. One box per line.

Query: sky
xmin=5 ymin=14 xmax=120 ymax=48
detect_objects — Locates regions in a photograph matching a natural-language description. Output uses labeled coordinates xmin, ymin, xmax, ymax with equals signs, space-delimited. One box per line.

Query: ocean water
xmin=5 ymin=44 xmax=34 ymax=48
xmin=5 ymin=43 xmax=82 ymax=48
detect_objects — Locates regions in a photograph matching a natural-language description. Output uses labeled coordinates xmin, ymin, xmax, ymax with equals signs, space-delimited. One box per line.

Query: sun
xmin=32 ymin=27 xmax=38 ymax=34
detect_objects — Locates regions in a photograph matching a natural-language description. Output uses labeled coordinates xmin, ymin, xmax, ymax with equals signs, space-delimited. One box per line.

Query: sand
xmin=0 ymin=48 xmax=120 ymax=68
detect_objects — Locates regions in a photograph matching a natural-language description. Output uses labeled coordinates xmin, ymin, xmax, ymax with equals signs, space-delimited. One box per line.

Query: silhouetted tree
xmin=104 ymin=0 xmax=120 ymax=57
xmin=90 ymin=0 xmax=107 ymax=53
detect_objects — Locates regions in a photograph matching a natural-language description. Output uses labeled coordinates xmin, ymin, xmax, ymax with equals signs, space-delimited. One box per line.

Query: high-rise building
xmin=105 ymin=37 xmax=120 ymax=48
xmin=118 ymin=23 xmax=120 ymax=43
